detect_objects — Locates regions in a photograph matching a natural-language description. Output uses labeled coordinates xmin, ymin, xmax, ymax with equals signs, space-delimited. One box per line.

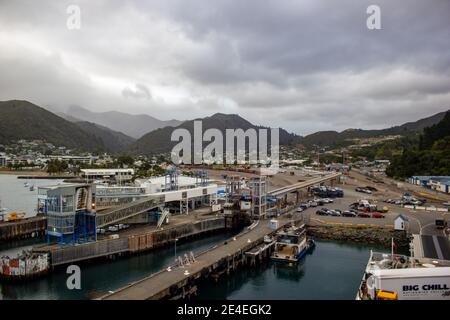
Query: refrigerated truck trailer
xmin=363 ymin=266 xmax=450 ymax=300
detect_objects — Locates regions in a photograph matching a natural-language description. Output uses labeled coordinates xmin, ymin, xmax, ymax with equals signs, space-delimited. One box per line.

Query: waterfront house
xmin=0 ymin=153 xmax=6 ymax=167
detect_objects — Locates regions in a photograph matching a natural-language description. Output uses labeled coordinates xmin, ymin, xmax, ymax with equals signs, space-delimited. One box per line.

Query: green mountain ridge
xmin=129 ymin=113 xmax=298 ymax=156
xmin=298 ymin=110 xmax=448 ymax=148
xmin=0 ymin=100 xmax=134 ymax=154
xmin=386 ymin=111 xmax=450 ymax=178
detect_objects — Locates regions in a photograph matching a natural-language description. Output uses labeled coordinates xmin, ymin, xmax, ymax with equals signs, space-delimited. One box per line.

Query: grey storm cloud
xmin=0 ymin=0 xmax=449 ymax=135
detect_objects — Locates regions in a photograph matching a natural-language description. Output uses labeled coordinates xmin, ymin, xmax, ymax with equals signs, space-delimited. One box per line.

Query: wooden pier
xmin=0 ymin=216 xmax=46 ymax=241
xmin=100 ymin=216 xmax=301 ymax=300
xmin=33 ymin=216 xmax=226 ymax=267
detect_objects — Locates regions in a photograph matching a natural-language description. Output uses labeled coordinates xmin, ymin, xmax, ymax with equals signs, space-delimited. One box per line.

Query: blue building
xmin=409 ymin=176 xmax=450 ymax=194
xmin=38 ymin=184 xmax=97 ymax=244
xmin=409 ymin=176 xmax=434 ymax=187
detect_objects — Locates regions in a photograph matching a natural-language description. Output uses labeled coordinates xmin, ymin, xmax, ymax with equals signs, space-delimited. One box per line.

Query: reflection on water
xmin=195 ymin=240 xmax=387 ymax=300
xmin=272 ymin=260 xmax=305 ymax=282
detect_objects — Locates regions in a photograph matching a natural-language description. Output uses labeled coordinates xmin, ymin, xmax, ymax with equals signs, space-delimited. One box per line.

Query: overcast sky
xmin=1 ymin=0 xmax=449 ymax=135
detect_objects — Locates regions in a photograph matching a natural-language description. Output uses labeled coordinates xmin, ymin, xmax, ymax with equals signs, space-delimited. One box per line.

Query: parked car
xmin=371 ymin=213 xmax=385 ymax=218
xmin=357 ymin=187 xmax=372 ymax=194
xmin=357 ymin=212 xmax=371 ymax=218
xmin=334 ymin=188 xmax=344 ymax=198
xmin=330 ymin=210 xmax=341 ymax=217
xmin=342 ymin=211 xmax=356 ymax=217
xmin=316 ymin=209 xmax=328 ymax=216
xmin=300 ymin=203 xmax=309 ymax=210
xmin=436 ymin=218 xmax=447 ymax=229
xmin=365 ymin=186 xmax=378 ymax=192
xmin=309 ymin=201 xmax=318 ymax=207
xmin=297 ymin=207 xmax=304 ymax=212
xmin=377 ymin=206 xmax=389 ymax=213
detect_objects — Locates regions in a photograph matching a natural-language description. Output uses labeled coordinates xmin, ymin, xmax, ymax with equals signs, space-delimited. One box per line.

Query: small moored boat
xmin=271 ymin=223 xmax=315 ymax=263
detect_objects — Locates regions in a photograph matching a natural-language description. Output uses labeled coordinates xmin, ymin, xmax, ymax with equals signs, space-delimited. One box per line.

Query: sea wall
xmin=0 ymin=217 xmax=47 ymax=241
xmin=41 ymin=216 xmax=226 ymax=267
xmin=307 ymin=225 xmax=409 ymax=248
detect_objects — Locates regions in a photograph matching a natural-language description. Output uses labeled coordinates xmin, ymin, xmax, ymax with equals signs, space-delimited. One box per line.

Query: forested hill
xmin=386 ymin=111 xmax=450 ymax=178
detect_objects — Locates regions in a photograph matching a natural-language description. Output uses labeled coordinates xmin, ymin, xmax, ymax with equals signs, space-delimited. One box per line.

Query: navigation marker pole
xmin=391 ymin=237 xmax=394 ymax=260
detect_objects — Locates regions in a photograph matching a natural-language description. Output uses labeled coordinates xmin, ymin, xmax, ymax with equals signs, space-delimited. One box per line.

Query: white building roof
xmin=138 ymin=175 xmax=198 ymax=187
xmin=81 ymin=168 xmax=134 ymax=174
xmin=394 ymin=214 xmax=409 ymax=222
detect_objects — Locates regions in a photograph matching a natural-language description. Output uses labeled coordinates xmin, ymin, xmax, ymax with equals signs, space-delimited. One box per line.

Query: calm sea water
xmin=196 ymin=240 xmax=386 ymax=300
xmin=0 ymin=174 xmax=65 ymax=217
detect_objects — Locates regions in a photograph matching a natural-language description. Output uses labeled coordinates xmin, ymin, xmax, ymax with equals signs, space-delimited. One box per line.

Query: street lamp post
xmin=174 ymin=238 xmax=178 ymax=260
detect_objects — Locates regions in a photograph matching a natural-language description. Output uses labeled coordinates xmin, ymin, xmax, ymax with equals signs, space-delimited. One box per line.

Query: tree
xmin=116 ymin=155 xmax=134 ymax=168
xmin=46 ymin=159 xmax=68 ymax=174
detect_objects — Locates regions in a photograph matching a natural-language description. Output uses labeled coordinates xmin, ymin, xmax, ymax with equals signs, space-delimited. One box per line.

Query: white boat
xmin=24 ymin=182 xmax=29 ymax=187
xmin=29 ymin=185 xmax=35 ymax=191
xmin=0 ymin=200 xmax=8 ymax=222
xmin=357 ymin=251 xmax=450 ymax=300
xmin=270 ymin=223 xmax=315 ymax=263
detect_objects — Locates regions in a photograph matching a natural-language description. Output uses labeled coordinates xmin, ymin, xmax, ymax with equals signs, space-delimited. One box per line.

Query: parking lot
xmin=294 ymin=184 xmax=448 ymax=235
xmin=298 ymin=193 xmax=397 ymax=228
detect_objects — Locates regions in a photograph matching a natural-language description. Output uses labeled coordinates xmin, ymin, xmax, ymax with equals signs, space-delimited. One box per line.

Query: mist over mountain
xmin=66 ymin=105 xmax=182 ymax=139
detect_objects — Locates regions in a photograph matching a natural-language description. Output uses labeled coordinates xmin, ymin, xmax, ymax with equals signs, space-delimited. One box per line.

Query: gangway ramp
xmin=96 ymin=195 xmax=164 ymax=228
xmin=157 ymin=209 xmax=170 ymax=229
xmin=413 ymin=234 xmax=450 ymax=260
xmin=268 ymin=172 xmax=341 ymax=197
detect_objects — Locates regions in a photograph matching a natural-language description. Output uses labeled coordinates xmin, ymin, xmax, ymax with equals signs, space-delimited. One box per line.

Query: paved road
xmin=420 ymin=235 xmax=450 ymax=260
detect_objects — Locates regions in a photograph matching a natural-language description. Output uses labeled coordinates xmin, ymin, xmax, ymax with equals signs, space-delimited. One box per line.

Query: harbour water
xmin=0 ymin=232 xmax=236 ymax=300
xmin=0 ymin=236 xmax=385 ymax=300
xmin=0 ymin=174 xmax=65 ymax=217
xmin=196 ymin=240 xmax=386 ymax=300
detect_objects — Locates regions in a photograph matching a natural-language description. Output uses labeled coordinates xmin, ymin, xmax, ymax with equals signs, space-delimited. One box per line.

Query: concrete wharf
xmin=100 ymin=216 xmax=301 ymax=300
